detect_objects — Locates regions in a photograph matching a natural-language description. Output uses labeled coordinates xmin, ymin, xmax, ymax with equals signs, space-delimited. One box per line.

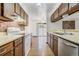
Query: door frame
xmin=36 ymin=23 xmax=47 ymax=37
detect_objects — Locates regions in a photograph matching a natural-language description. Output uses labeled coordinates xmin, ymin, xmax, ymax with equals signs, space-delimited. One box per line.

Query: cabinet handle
xmin=63 ymin=42 xmax=77 ymax=48
xmin=0 ymin=49 xmax=7 ymax=55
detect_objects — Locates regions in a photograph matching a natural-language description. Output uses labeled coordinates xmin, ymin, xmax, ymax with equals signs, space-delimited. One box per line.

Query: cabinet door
xmin=53 ymin=35 xmax=58 ymax=56
xmin=51 ymin=14 xmax=54 ymax=22
xmin=0 ymin=3 xmax=1 ymax=16
xmin=4 ymin=3 xmax=14 ymax=19
xmin=25 ymin=14 xmax=28 ymax=26
xmin=52 ymin=9 xmax=62 ymax=22
xmin=50 ymin=34 xmax=54 ymax=51
xmin=23 ymin=11 xmax=25 ymax=20
xmin=15 ymin=43 xmax=23 ymax=56
xmin=59 ymin=3 xmax=68 ymax=16
xmin=15 ymin=3 xmax=20 ymax=15
xmin=48 ymin=34 xmax=51 ymax=47
xmin=4 ymin=50 xmax=13 ymax=56
xmin=21 ymin=8 xmax=24 ymax=19
xmin=53 ymin=9 xmax=59 ymax=20
xmin=68 ymin=3 xmax=79 ymax=15
xmin=0 ymin=42 xmax=13 ymax=56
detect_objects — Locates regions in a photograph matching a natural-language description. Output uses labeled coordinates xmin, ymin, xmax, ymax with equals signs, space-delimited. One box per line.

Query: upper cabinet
xmin=0 ymin=4 xmax=1 ymax=16
xmin=0 ymin=3 xmax=14 ymax=21
xmin=53 ymin=9 xmax=58 ymax=20
xmin=25 ymin=14 xmax=28 ymax=26
xmin=51 ymin=3 xmax=68 ymax=22
xmin=51 ymin=9 xmax=61 ymax=22
xmin=20 ymin=8 xmax=24 ymax=19
xmin=68 ymin=3 xmax=79 ymax=15
xmin=51 ymin=3 xmax=79 ymax=22
xmin=51 ymin=10 xmax=58 ymax=22
xmin=14 ymin=3 xmax=21 ymax=16
xmin=3 ymin=3 xmax=15 ymax=21
xmin=0 ymin=3 xmax=28 ymax=25
xmin=58 ymin=3 xmax=68 ymax=17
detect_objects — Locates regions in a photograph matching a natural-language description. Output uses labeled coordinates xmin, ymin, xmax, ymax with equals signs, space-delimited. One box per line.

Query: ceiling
xmin=20 ymin=3 xmax=57 ymax=15
xmin=46 ymin=3 xmax=57 ymax=14
xmin=20 ymin=3 xmax=60 ymax=20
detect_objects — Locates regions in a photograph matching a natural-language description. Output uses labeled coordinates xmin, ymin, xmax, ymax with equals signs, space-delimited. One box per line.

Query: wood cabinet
xmin=0 ymin=36 xmax=24 ymax=56
xmin=15 ymin=43 xmax=23 ymax=56
xmin=0 ymin=3 xmax=28 ymax=23
xmin=14 ymin=37 xmax=24 ymax=56
xmin=0 ymin=42 xmax=13 ymax=56
xmin=47 ymin=33 xmax=51 ymax=47
xmin=53 ymin=9 xmax=59 ymax=22
xmin=0 ymin=4 xmax=1 ymax=16
xmin=51 ymin=8 xmax=62 ymax=22
xmin=3 ymin=3 xmax=15 ymax=21
xmin=14 ymin=3 xmax=21 ymax=16
xmin=51 ymin=3 xmax=79 ymax=22
xmin=59 ymin=3 xmax=68 ymax=16
xmin=53 ymin=35 xmax=58 ymax=56
xmin=50 ymin=34 xmax=54 ymax=51
xmin=0 ymin=3 xmax=13 ymax=21
xmin=51 ymin=3 xmax=68 ymax=22
xmin=53 ymin=9 xmax=59 ymax=20
xmin=47 ymin=33 xmax=58 ymax=56
xmin=20 ymin=8 xmax=24 ymax=19
xmin=68 ymin=3 xmax=79 ymax=15
xmin=25 ymin=14 xmax=28 ymax=26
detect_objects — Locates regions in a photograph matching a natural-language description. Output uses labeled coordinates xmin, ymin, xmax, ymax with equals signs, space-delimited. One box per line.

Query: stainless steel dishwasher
xmin=58 ymin=38 xmax=79 ymax=56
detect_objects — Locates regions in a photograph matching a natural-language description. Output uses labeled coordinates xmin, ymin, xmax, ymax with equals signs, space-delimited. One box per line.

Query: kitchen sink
xmin=55 ymin=32 xmax=73 ymax=35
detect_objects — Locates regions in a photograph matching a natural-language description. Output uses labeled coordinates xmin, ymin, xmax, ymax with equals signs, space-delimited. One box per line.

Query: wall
xmin=0 ymin=21 xmax=20 ymax=32
xmin=47 ymin=10 xmax=79 ymax=30
xmin=31 ymin=4 xmax=47 ymax=36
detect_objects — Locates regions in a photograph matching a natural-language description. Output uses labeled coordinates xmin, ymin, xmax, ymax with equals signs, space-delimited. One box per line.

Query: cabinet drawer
xmin=4 ymin=50 xmax=13 ymax=56
xmin=15 ymin=37 xmax=23 ymax=46
xmin=0 ymin=42 xmax=13 ymax=56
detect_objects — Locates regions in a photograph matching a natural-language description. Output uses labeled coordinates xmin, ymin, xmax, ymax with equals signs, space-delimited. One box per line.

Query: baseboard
xmin=25 ymin=47 xmax=31 ymax=56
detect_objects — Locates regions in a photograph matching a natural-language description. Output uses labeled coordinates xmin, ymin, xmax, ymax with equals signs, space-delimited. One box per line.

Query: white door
xmin=37 ymin=23 xmax=47 ymax=37
xmin=37 ymin=23 xmax=47 ymax=49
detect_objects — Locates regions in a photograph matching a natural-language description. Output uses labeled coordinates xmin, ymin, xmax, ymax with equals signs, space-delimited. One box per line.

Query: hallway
xmin=28 ymin=36 xmax=54 ymax=56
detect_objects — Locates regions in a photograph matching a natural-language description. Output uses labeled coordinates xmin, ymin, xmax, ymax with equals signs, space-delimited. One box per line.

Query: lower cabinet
xmin=47 ymin=33 xmax=51 ymax=47
xmin=50 ymin=34 xmax=54 ymax=50
xmin=14 ymin=37 xmax=24 ymax=56
xmin=15 ymin=43 xmax=23 ymax=56
xmin=0 ymin=36 xmax=24 ymax=56
xmin=0 ymin=42 xmax=13 ymax=56
xmin=47 ymin=33 xmax=58 ymax=56
xmin=4 ymin=50 xmax=13 ymax=56
xmin=53 ymin=35 xmax=58 ymax=56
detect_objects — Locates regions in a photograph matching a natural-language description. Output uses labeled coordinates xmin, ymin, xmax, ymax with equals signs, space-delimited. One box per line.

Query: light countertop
xmin=0 ymin=35 xmax=24 ymax=47
xmin=48 ymin=31 xmax=79 ymax=45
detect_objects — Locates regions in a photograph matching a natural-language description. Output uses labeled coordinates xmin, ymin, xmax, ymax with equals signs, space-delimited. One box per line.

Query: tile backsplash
xmin=0 ymin=21 xmax=20 ymax=32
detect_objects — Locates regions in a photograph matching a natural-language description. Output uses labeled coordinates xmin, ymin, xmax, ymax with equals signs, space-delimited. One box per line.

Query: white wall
xmin=47 ymin=11 xmax=79 ymax=30
xmin=31 ymin=4 xmax=47 ymax=36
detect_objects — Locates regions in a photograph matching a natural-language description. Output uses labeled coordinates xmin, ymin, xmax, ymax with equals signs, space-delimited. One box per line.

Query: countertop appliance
xmin=58 ymin=38 xmax=79 ymax=56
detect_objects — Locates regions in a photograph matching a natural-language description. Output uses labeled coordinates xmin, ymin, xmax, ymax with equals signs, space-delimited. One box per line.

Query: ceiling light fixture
xmin=36 ymin=3 xmax=41 ymax=6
